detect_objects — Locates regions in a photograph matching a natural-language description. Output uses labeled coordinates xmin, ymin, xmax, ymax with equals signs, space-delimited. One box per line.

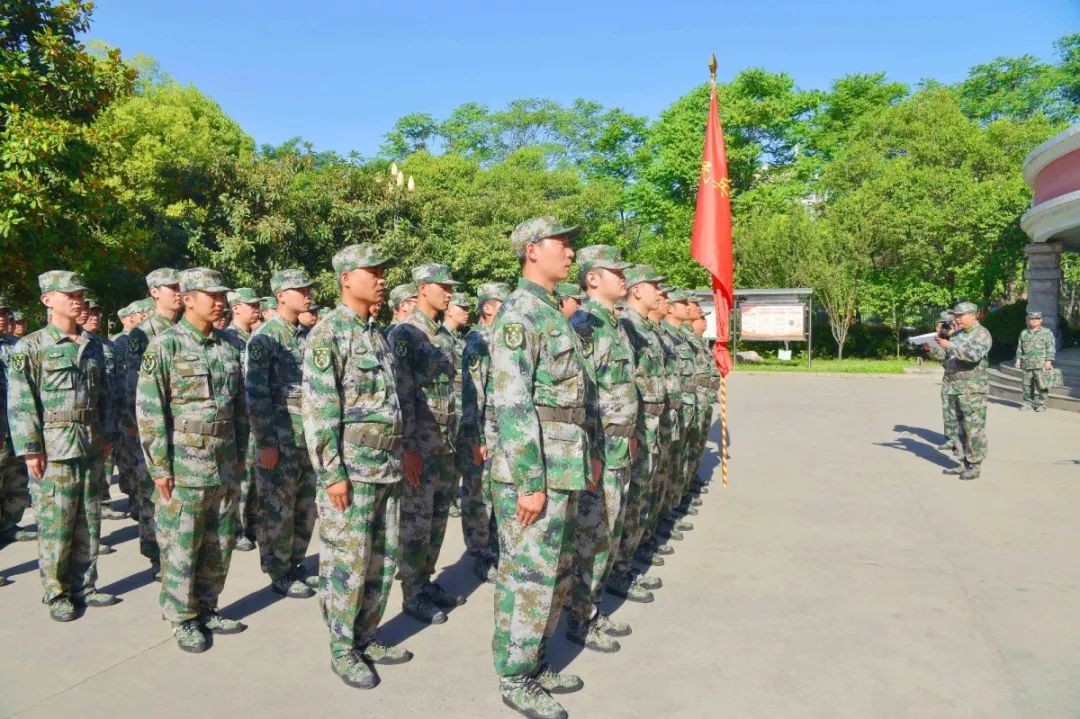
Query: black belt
xmin=945 ymin=369 xmax=986 ymax=381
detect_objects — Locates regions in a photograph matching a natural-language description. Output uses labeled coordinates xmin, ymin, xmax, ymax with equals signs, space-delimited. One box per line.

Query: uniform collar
xmin=409 ymin=306 xmax=439 ymax=335
xmin=178 ymin=317 xmax=216 ymax=346
xmin=583 ymin=298 xmax=617 ymax=327
xmin=517 ymin=278 xmax=560 ymax=311
xmin=44 ymin=322 xmax=85 ymax=346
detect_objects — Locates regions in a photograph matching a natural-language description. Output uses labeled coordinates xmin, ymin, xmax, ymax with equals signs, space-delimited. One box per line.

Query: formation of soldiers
xmin=0 ymin=216 xmax=722 ymax=719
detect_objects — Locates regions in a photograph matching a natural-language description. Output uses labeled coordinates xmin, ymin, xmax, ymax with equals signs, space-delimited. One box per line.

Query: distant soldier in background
xmin=388 ymin=283 xmax=418 ymax=331
xmin=13 ymin=311 xmax=27 ymax=338
xmin=222 ymin=288 xmax=262 ymax=551
xmin=298 ymin=304 xmax=320 ymax=333
xmin=0 ymin=296 xmax=35 ymax=549
xmin=556 ymin=281 xmax=583 ymax=320
xmin=1015 ymin=310 xmax=1056 ymax=412
xmin=261 ymin=296 xmax=278 ymax=325
xmin=8 ymin=271 xmax=119 ymax=621
xmin=109 ymin=302 xmax=142 ymax=516
xmin=81 ymin=297 xmax=127 ymax=528
xmin=443 ymin=291 xmax=472 ymax=520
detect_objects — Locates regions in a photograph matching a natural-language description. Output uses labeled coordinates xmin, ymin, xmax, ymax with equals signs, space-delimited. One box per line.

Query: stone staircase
xmin=987 ymin=347 xmax=1080 ymax=412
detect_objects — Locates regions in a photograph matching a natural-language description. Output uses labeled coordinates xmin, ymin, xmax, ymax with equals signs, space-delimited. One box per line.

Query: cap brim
xmin=277 ymin=281 xmax=315 ymax=292
xmin=588 ymin=260 xmax=632 ymax=272
xmin=547 ymin=224 xmax=581 ymax=240
xmin=58 ymin=284 xmax=88 ymax=293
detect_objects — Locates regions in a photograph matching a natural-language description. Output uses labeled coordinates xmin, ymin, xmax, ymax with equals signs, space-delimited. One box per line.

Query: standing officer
xmin=556 ymin=281 xmax=584 ymax=320
xmin=222 ymin=287 xmax=262 ymax=551
xmin=389 ymin=263 xmax=466 ymax=624
xmin=443 ymin=292 xmax=471 ymax=520
xmin=82 ymin=297 xmax=127 ymax=526
xmin=1015 ymin=310 xmax=1056 ymax=412
xmin=247 ymin=269 xmax=319 ymax=598
xmin=13 ymin=312 xmax=27 ymax=338
xmin=459 ymin=282 xmax=510 ymax=583
xmin=0 ymin=296 xmax=34 ymax=546
xmin=7 ymin=271 xmax=119 ymax=621
xmin=302 ymin=244 xmax=412 ymax=689
xmin=566 ymin=245 xmax=637 ymax=654
xmin=126 ymin=268 xmax=183 ymax=578
xmin=929 ymin=311 xmax=961 ymax=453
xmin=388 ymin=284 xmax=418 ymax=330
xmin=935 ymin=302 xmax=993 ymax=481
xmin=489 ymin=216 xmax=603 ymax=719
xmin=136 ymin=268 xmax=249 ymax=652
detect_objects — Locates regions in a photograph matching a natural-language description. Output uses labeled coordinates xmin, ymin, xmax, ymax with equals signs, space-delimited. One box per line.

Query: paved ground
xmin=2 ymin=372 xmax=1079 ymax=718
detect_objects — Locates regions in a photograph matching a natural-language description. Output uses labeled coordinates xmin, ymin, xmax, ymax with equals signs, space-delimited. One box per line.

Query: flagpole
xmin=708 ymin=52 xmax=729 ymax=488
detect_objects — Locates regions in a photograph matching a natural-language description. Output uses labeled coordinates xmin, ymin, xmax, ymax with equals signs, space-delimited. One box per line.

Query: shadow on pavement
xmin=102 ymin=524 xmax=139 ymax=547
xmin=378 ymin=551 xmax=483 ymax=648
xmin=0 ymin=558 xmax=38 ymax=578
xmin=99 ymin=566 xmax=157 ymax=597
xmin=879 ymin=426 xmax=956 ymax=469
xmin=892 ymin=424 xmax=946 ymax=445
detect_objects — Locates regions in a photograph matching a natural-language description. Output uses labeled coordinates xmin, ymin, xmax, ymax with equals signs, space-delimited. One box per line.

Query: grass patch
xmin=734 ymin=357 xmax=924 ymax=374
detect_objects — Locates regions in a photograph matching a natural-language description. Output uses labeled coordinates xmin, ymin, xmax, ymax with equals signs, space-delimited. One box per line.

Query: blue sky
xmin=88 ymin=0 xmax=1078 ymax=157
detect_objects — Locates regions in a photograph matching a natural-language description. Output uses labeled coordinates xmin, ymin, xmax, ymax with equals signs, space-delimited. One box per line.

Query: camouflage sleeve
xmin=121 ymin=330 xmax=146 ymax=433
xmin=584 ymin=364 xmax=604 ymax=464
xmin=949 ymin=327 xmax=992 ymax=363
xmin=244 ymin=333 xmax=276 ymax=448
xmin=459 ymin=334 xmax=484 ymax=447
xmin=388 ymin=325 xmax=418 ymax=453
xmin=302 ymin=331 xmax=347 ymax=488
xmin=233 ymin=360 xmax=250 ymax=467
xmin=927 ymin=346 xmax=946 ymax=362
xmin=97 ymin=343 xmax=118 ymax=444
xmin=490 ymin=318 xmax=545 ymax=495
xmin=7 ymin=339 xmax=42 ymax=456
xmin=1014 ymin=332 xmax=1023 ymax=362
xmin=136 ymin=337 xmax=173 ymax=481
xmin=1045 ymin=330 xmax=1056 ymax=360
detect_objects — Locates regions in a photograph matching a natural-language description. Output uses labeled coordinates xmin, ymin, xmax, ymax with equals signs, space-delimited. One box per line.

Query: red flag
xmin=690 ymin=80 xmax=734 ymax=376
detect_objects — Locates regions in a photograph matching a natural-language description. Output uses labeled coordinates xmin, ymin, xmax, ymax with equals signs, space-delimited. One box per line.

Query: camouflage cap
xmin=261 ymin=296 xmax=278 ymax=310
xmin=270 ymin=268 xmax=314 ymax=293
xmin=179 ymin=268 xmax=230 ymax=293
xmin=332 ymin=243 xmax=390 ymax=274
xmin=389 ymin=283 xmax=418 ymax=310
xmin=951 ymin=301 xmax=979 ymax=316
xmin=938 ymin=311 xmax=953 ymax=323
xmin=477 ymin=282 xmax=511 ymax=305
xmin=305 ymin=304 xmax=322 ymax=313
xmin=509 ymin=216 xmax=580 ymax=259
xmin=556 ymin=281 xmax=584 ymax=300
xmin=623 ymin=264 xmax=666 ymax=289
xmin=0 ymin=294 xmax=11 ymax=309
xmin=13 ymin=311 xmax=24 ymax=322
xmin=85 ymin=296 xmax=102 ymax=310
xmin=1027 ymin=310 xmax=1043 ymax=319
xmin=146 ymin=267 xmax=181 ymax=289
xmin=449 ymin=291 xmax=474 ymax=309
xmin=117 ymin=301 xmax=139 ymax=319
xmin=38 ymin=270 xmax=87 ymax=294
xmin=667 ymin=288 xmax=692 ymax=303
xmin=228 ymin=287 xmax=261 ymax=306
xmin=135 ymin=298 xmax=155 ymax=313
xmin=576 ymin=244 xmax=630 ymax=275
xmin=411 ymin=263 xmax=460 ymax=286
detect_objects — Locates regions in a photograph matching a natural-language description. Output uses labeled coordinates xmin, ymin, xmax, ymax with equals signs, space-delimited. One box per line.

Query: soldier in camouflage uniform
xmin=247 ymin=269 xmax=319 ymax=598
xmin=81 ymin=297 xmax=127 ymax=528
xmin=489 ymin=216 xmax=604 ymax=719
xmin=658 ymin=289 xmax=697 ymax=534
xmin=0 ymin=296 xmax=35 ymax=547
xmin=928 ymin=311 xmax=961 ymax=454
xmin=136 ymin=268 xmax=249 ymax=652
xmin=388 ymin=263 xmax=467 ymax=624
xmin=556 ymin=281 xmax=583 ymax=321
xmin=7 ymin=271 xmax=120 ymax=621
xmin=222 ymin=287 xmax=262 ymax=551
xmin=298 ymin=304 xmax=320 ymax=332
xmin=933 ymin=302 xmax=993 ymax=481
xmin=107 ymin=302 xmax=141 ymax=515
xmin=1015 ymin=310 xmax=1056 ymax=412
xmin=388 ymin=283 xmax=418 ymax=329
xmin=303 ymin=244 xmax=412 ymax=690
xmin=13 ymin=311 xmax=27 ymax=338
xmin=260 ymin=296 xmax=278 ymax=325
xmin=125 ymin=268 xmax=184 ymax=577
xmin=608 ymin=265 xmax=670 ymax=603
xmin=682 ymin=295 xmax=714 ymax=506
xmin=566 ymin=245 xmax=639 ymax=653
xmin=443 ymin=292 xmax=471 ymax=520
xmin=459 ymin=281 xmax=510 ymax=583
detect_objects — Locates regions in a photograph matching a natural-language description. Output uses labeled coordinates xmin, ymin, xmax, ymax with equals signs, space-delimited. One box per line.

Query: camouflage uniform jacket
xmin=659 ymin=321 xmax=696 ymax=406
xmin=488 ymin=278 xmax=602 ymax=495
xmin=221 ymin=325 xmax=251 ymax=372
xmin=122 ymin=311 xmax=176 ymax=433
xmin=301 ymin=304 xmax=402 ymax=487
xmin=441 ymin=322 xmax=466 ymax=432
xmin=7 ymin=324 xmax=116 ymax=460
xmin=135 ymin=317 xmax=249 ymax=486
xmin=460 ymin=322 xmax=494 ymax=448
xmin=1016 ymin=327 xmax=1055 ymax=370
xmin=246 ymin=315 xmax=308 ymax=450
xmin=388 ymin=308 xmax=457 ymax=455
xmin=571 ymin=299 xmax=639 ymax=469
xmin=619 ymin=308 xmax=668 ymax=417
xmin=682 ymin=325 xmax=717 ymax=390
xmin=942 ymin=322 xmax=992 ymax=395
xmin=0 ymin=333 xmax=17 ymax=450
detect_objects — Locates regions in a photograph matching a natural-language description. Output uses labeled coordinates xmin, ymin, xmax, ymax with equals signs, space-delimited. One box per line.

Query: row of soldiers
xmin=1 ymin=216 xmax=721 ymax=719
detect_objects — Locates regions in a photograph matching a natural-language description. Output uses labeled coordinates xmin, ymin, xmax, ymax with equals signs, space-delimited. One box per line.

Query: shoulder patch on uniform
xmin=469 ymin=354 xmax=482 ymax=371
xmin=249 ymin=342 xmax=264 ymax=362
xmin=505 ymin=323 xmax=524 ymax=350
xmin=141 ymin=352 xmax=156 ymax=374
xmin=394 ymin=339 xmax=408 ymax=358
xmin=313 ymin=346 xmax=331 ymax=371
xmin=582 ymin=336 xmax=594 ymax=356
xmin=10 ymin=354 xmax=25 ymax=372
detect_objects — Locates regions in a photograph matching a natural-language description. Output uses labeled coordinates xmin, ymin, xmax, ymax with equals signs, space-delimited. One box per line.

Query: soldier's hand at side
xmin=259 ymin=446 xmax=280 ymax=471
xmin=326 ymin=480 xmax=351 ymax=511
xmin=154 ymin=476 xmax=174 ymax=501
xmin=630 ymin=436 xmax=639 ymax=457
xmin=403 ymin=450 xmax=422 ymax=487
xmin=589 ymin=458 xmax=602 ymax=491
xmin=471 ymin=444 xmax=488 ymax=467
xmin=935 ymin=337 xmax=950 ymax=349
xmin=1045 ymin=360 xmax=1053 ymax=370
xmin=922 ymin=343 xmax=933 ymax=351
xmin=103 ymin=443 xmax=112 ymax=459
xmin=516 ymin=491 xmax=546 ymax=527
xmin=25 ymin=453 xmax=46 ymax=480
xmin=1015 ymin=359 xmax=1021 ymax=369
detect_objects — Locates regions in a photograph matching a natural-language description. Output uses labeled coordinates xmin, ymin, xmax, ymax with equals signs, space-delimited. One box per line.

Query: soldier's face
xmin=446 ymin=304 xmax=469 ymax=326
xmin=342 ymin=266 xmax=384 ymax=306
xmin=396 ymin=297 xmax=416 ymax=318
xmin=530 ymin=237 xmax=574 ymax=282
xmin=184 ymin=290 xmax=226 ymax=324
xmin=279 ymin=286 xmax=312 ymax=314
xmin=591 ymin=268 xmax=626 ymax=303
xmin=693 ymin=317 xmax=706 ymax=335
xmin=233 ymin=302 xmax=260 ymax=326
xmin=482 ymin=299 xmax=503 ymax=323
xmin=1028 ymin=318 xmax=1042 ymax=329
xmin=76 ymin=302 xmax=90 ymax=325
xmin=420 ymin=282 xmax=452 ymax=312
xmin=632 ymin=282 xmax=662 ymax=311
xmin=14 ymin=321 xmax=26 ymax=336
xmin=153 ymin=284 xmax=182 ymax=312
xmin=0 ymin=310 xmax=8 ymax=333
xmin=955 ymin=312 xmax=976 ymax=329
xmin=85 ymin=309 xmax=102 ymax=333
xmin=45 ymin=290 xmax=84 ymax=321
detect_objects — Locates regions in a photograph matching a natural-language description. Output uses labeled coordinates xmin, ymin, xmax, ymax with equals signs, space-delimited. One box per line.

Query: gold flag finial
xmin=708 ymin=53 xmax=717 ymax=82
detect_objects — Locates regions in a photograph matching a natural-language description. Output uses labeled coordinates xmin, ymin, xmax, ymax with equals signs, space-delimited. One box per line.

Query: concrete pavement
xmin=2 ymin=372 xmax=1079 ymax=718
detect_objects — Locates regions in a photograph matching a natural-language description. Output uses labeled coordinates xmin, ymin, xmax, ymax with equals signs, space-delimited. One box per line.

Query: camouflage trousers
xmin=156 ymin=483 xmax=237 ymax=624
xmin=644 ymin=407 xmax=682 ymax=541
xmin=946 ymin=391 xmax=989 ymax=468
xmin=236 ymin=430 xmax=258 ymax=541
xmin=492 ymin=483 xmax=578 ymax=678
xmin=397 ymin=450 xmax=455 ymax=598
xmin=940 ymin=383 xmax=959 ymax=452
xmin=677 ymin=399 xmax=701 ymax=506
xmin=569 ymin=464 xmax=629 ymax=625
xmin=256 ymin=442 xmax=317 ymax=581
xmin=1022 ymin=369 xmax=1050 ymax=409
xmin=614 ymin=412 xmax=661 ymax=574
xmin=29 ymin=456 xmax=103 ymax=603
xmin=132 ymin=452 xmax=159 ymax=562
xmin=0 ymin=447 xmax=30 ymax=537
xmin=318 ymin=481 xmax=400 ymax=659
xmin=692 ymin=391 xmax=715 ymax=481
xmin=459 ymin=445 xmax=497 ymax=559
